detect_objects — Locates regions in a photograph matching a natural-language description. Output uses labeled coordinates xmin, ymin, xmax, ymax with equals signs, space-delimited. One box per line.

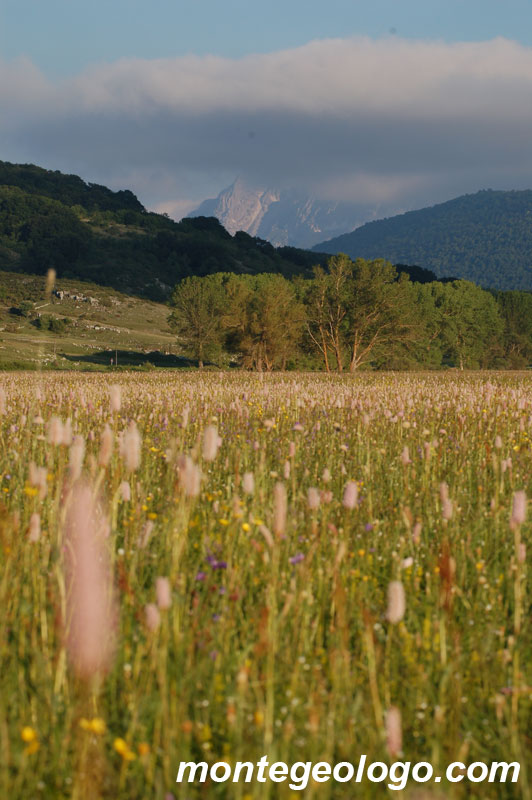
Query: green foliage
xmin=315 ymin=190 xmax=532 ymax=290
xmin=168 ymin=275 xmax=228 ymax=367
xmin=168 ymin=258 xmax=528 ymax=371
xmin=302 ymin=255 xmax=427 ymax=372
xmin=34 ymin=314 xmax=67 ymax=332
xmin=0 ymin=160 xmax=144 ymax=212
xmin=422 ymin=281 xmax=504 ymax=369
xmin=493 ymin=290 xmax=532 ymax=367
xmin=17 ymin=300 xmax=35 ymax=317
xmin=224 ymin=273 xmax=306 ymax=370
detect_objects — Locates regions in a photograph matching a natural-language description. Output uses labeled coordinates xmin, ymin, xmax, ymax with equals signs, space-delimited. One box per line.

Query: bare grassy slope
xmin=0 ymin=272 xmax=179 ymax=370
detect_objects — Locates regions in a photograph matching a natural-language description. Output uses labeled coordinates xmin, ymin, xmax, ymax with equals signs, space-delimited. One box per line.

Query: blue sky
xmin=1 ymin=0 xmax=532 ymax=226
xmin=1 ymin=0 xmax=531 ymax=76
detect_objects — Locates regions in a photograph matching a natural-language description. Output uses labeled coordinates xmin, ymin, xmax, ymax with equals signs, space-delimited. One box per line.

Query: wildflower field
xmin=1 ymin=370 xmax=531 ymax=799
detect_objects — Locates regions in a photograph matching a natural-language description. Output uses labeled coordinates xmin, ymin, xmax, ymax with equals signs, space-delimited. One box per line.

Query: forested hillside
xmin=314 ymin=190 xmax=532 ymax=290
xmin=0 ymin=162 xmax=324 ymax=299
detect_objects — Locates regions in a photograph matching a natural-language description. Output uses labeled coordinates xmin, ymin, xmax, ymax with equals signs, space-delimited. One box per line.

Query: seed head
xmin=109 ymin=384 xmax=121 ymax=413
xmin=273 ymin=482 xmax=287 ymax=537
xmin=156 ymin=577 xmax=172 ymax=610
xmin=385 ymin=706 xmax=402 ymax=757
xmin=386 ymin=581 xmax=406 ymax=624
xmin=121 ymin=421 xmax=141 ymax=472
xmin=242 ymin=472 xmax=255 ymax=495
xmin=342 ymin=481 xmax=358 ymax=510
xmin=63 ymin=482 xmax=116 ymax=679
xmin=202 ymin=425 xmax=220 ymax=461
xmin=145 ymin=603 xmax=160 ymax=632
xmin=98 ymin=424 xmax=113 ymax=467
xmin=511 ymin=490 xmax=527 ymax=527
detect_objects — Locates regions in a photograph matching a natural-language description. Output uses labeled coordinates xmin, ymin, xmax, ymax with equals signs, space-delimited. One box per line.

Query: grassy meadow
xmin=0 ymin=370 xmax=531 ymax=798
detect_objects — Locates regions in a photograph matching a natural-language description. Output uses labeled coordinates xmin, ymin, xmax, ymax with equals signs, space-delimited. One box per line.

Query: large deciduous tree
xmin=304 ymin=254 xmax=422 ymax=371
xmin=226 ymin=274 xmax=306 ymax=371
xmin=423 ymin=280 xmax=503 ymax=369
xmin=168 ymin=274 xmax=226 ymax=368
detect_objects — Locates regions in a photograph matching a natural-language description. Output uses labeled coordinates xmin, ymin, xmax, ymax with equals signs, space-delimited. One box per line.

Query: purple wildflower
xmin=289 ymin=553 xmax=305 ymax=565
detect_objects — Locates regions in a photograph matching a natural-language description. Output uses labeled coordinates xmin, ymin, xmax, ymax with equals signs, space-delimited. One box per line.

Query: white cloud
xmin=2 ymin=36 xmax=532 ymax=218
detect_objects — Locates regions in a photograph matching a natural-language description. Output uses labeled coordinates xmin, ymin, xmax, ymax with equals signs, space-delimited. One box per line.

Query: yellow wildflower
xmin=79 ymin=717 xmax=106 ymax=735
xmin=114 ymin=737 xmax=136 ymax=760
xmin=21 ymin=726 xmax=37 ymax=743
xmin=24 ymin=740 xmax=40 ymax=755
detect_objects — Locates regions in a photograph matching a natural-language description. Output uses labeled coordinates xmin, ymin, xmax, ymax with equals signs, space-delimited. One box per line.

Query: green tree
xmin=303 ymin=255 xmax=352 ymax=371
xmin=425 ymin=280 xmax=504 ymax=369
xmin=345 ymin=258 xmax=421 ymax=371
xmin=304 ymin=255 xmax=423 ymax=371
xmin=168 ymin=275 xmax=226 ymax=368
xmin=494 ymin=290 xmax=532 ymax=367
xmin=226 ymin=274 xmax=306 ymax=371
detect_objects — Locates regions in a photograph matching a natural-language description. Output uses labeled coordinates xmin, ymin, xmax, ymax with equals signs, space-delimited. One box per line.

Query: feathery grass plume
xmin=28 ymin=512 xmax=41 ymax=542
xmin=400 ymin=446 xmax=411 ymax=466
xmin=322 ymin=467 xmax=331 ymax=483
xmin=283 ymin=460 xmax=290 ymax=480
xmin=386 ymin=581 xmax=406 ymax=624
xmin=69 ymin=436 xmax=85 ymax=482
xmin=156 ymin=577 xmax=172 ymax=610
xmin=138 ymin=520 xmax=154 ymax=549
xmin=109 ymin=384 xmax=121 ymax=414
xmin=439 ymin=482 xmax=453 ymax=520
xmin=510 ymin=490 xmax=527 ymax=527
xmin=98 ymin=424 xmax=113 ymax=467
xmin=181 ymin=456 xmax=202 ymax=497
xmin=259 ymin=525 xmax=274 ymax=549
xmin=47 ymin=416 xmax=64 ymax=446
xmin=63 ymin=481 xmax=116 ymax=679
xmin=442 ymin=497 xmax=453 ymax=521
xmin=119 ymin=481 xmax=131 ymax=502
xmin=342 ymin=481 xmax=358 ymax=509
xmin=145 ymin=603 xmax=160 ymax=632
xmin=121 ymin=421 xmax=141 ymax=472
xmin=202 ymin=425 xmax=220 ymax=461
xmin=385 ymin=706 xmax=402 ymax=757
xmin=63 ymin=418 xmax=73 ymax=447
xmin=45 ymin=268 xmax=56 ymax=298
xmin=495 ymin=435 xmax=503 ymax=449
xmin=307 ymin=487 xmax=320 ymax=510
xmin=273 ymin=482 xmax=287 ymax=537
xmin=29 ymin=462 xmax=48 ymax=500
xmin=0 ymin=387 xmax=6 ymax=415
xmin=242 ymin=471 xmax=255 ymax=495
xmin=412 ymin=521 xmax=422 ymax=545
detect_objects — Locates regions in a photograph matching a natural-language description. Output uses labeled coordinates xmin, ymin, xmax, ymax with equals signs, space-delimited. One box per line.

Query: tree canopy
xmin=169 ymin=254 xmax=532 ymax=371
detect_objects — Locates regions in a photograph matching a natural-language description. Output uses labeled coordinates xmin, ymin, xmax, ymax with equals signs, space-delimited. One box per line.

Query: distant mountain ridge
xmin=313 ymin=190 xmax=532 ymax=291
xmin=190 ymin=179 xmax=382 ymax=248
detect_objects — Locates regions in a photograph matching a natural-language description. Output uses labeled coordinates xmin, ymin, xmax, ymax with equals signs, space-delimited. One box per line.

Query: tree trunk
xmin=321 ymin=329 xmax=330 ymax=372
xmin=333 ymin=337 xmax=343 ymax=372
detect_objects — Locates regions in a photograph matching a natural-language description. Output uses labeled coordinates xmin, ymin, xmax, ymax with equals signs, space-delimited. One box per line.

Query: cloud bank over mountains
xmin=2 ymin=36 xmax=532 ymax=220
